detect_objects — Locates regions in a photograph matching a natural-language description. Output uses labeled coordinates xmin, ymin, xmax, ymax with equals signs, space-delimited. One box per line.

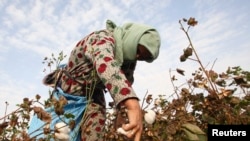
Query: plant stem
xmin=180 ymin=21 xmax=219 ymax=99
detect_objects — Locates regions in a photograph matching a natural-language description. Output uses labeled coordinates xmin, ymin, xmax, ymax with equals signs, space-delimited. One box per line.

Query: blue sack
xmin=28 ymin=87 xmax=87 ymax=140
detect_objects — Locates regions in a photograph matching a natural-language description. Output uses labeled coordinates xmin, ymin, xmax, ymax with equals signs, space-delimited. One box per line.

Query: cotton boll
xmin=55 ymin=122 xmax=70 ymax=134
xmin=144 ymin=110 xmax=156 ymax=124
xmin=54 ymin=122 xmax=70 ymax=140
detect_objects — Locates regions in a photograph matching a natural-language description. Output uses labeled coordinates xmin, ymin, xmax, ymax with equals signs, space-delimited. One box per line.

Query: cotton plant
xmin=154 ymin=98 xmax=161 ymax=106
xmin=154 ymin=98 xmax=169 ymax=121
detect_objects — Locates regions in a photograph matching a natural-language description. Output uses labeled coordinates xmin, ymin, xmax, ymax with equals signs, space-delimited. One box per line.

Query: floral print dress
xmin=59 ymin=29 xmax=138 ymax=140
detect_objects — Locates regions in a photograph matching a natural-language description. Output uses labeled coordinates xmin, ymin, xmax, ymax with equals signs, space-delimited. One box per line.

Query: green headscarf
xmin=106 ymin=20 xmax=161 ymax=66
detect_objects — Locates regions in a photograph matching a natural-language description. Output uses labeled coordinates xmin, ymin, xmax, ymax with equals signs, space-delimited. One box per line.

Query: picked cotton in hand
xmin=117 ymin=127 xmax=131 ymax=135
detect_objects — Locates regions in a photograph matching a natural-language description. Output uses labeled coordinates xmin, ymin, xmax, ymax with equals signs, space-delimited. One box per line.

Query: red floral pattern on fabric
xmin=80 ymin=40 xmax=85 ymax=46
xmin=99 ymin=119 xmax=105 ymax=125
xmin=91 ymin=39 xmax=97 ymax=45
xmin=120 ymin=87 xmax=130 ymax=95
xmin=90 ymin=113 xmax=98 ymax=118
xmin=81 ymin=103 xmax=105 ymax=140
xmin=87 ymin=120 xmax=93 ymax=126
xmin=94 ymin=51 xmax=101 ymax=57
xmin=76 ymin=41 xmax=81 ymax=47
xmin=83 ymin=45 xmax=87 ymax=53
xmin=103 ymin=57 xmax=112 ymax=62
xmin=106 ymin=83 xmax=112 ymax=91
xmin=104 ymin=37 xmax=115 ymax=44
xmin=95 ymin=127 xmax=101 ymax=132
xmin=97 ymin=63 xmax=107 ymax=73
xmin=68 ymin=61 xmax=74 ymax=68
xmin=125 ymin=80 xmax=132 ymax=87
xmin=77 ymin=53 xmax=83 ymax=58
xmin=97 ymin=39 xmax=106 ymax=45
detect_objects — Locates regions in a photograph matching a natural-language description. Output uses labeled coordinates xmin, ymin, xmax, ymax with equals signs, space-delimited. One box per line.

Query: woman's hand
xmin=122 ymin=98 xmax=143 ymax=141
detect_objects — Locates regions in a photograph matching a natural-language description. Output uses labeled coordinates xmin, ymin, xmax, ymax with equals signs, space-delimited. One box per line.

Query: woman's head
xmin=137 ymin=30 xmax=160 ymax=62
xmin=106 ymin=20 xmax=161 ymax=64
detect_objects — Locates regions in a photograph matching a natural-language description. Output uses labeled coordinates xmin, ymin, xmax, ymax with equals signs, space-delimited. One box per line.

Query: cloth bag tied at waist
xmin=28 ymin=87 xmax=87 ymax=141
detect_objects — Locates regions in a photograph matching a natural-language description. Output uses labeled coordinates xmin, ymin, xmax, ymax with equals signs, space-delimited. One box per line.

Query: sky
xmin=0 ymin=0 xmax=250 ymax=117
